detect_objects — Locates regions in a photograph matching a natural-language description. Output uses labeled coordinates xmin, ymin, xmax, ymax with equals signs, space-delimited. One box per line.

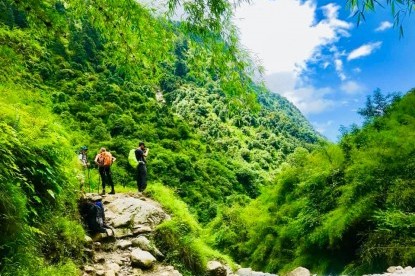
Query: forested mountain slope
xmin=0 ymin=0 xmax=320 ymax=274
xmin=2 ymin=1 xmax=415 ymax=275
xmin=207 ymin=90 xmax=415 ymax=275
xmin=0 ymin=0 xmax=319 ymax=221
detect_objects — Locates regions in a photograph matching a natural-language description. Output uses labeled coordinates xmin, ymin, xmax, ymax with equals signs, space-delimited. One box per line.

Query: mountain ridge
xmin=0 ymin=0 xmax=321 ymax=274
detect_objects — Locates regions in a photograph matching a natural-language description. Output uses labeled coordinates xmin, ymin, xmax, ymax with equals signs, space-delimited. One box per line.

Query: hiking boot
xmin=109 ymin=190 xmax=115 ymax=195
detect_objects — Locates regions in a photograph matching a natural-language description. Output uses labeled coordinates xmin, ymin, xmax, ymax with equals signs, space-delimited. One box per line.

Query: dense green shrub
xmin=0 ymin=85 xmax=85 ymax=275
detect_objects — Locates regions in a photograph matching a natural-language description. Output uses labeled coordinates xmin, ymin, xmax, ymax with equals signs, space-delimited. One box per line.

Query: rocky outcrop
xmin=286 ymin=267 xmax=310 ymax=276
xmin=365 ymin=266 xmax=415 ymax=276
xmin=130 ymin=248 xmax=156 ymax=269
xmin=236 ymin=267 xmax=278 ymax=276
xmin=104 ymin=194 xmax=170 ymax=231
xmin=81 ymin=193 xmax=180 ymax=276
xmin=207 ymin=261 xmax=228 ymax=276
xmin=81 ymin=193 xmax=286 ymax=276
xmin=131 ymin=236 xmax=164 ymax=260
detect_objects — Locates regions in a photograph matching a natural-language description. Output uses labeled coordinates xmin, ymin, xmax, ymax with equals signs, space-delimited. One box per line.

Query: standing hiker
xmin=78 ymin=146 xmax=89 ymax=167
xmin=77 ymin=146 xmax=89 ymax=192
xmin=135 ymin=142 xmax=149 ymax=193
xmin=94 ymin=147 xmax=116 ymax=195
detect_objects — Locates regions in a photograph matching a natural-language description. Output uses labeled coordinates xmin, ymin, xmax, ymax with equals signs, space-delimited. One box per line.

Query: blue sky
xmin=233 ymin=0 xmax=415 ymax=141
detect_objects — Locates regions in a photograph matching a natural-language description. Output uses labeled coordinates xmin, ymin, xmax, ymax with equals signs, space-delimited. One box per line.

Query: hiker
xmin=135 ymin=142 xmax=149 ymax=193
xmin=78 ymin=146 xmax=89 ymax=167
xmin=77 ymin=146 xmax=89 ymax=191
xmin=94 ymin=147 xmax=116 ymax=195
xmin=79 ymin=196 xmax=111 ymax=235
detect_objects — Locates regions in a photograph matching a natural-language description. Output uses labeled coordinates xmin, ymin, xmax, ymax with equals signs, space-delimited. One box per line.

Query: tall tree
xmin=358 ymin=88 xmax=400 ymax=122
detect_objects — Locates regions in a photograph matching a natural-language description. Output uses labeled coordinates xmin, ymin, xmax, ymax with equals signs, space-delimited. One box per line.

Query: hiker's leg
xmin=99 ymin=167 xmax=106 ymax=193
xmin=137 ymin=164 xmax=141 ymax=192
xmin=138 ymin=164 xmax=147 ymax=192
xmin=142 ymin=165 xmax=147 ymax=192
xmin=108 ymin=167 xmax=115 ymax=194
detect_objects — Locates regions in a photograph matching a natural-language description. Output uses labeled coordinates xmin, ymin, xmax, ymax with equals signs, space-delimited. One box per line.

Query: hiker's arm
xmin=94 ymin=154 xmax=99 ymax=165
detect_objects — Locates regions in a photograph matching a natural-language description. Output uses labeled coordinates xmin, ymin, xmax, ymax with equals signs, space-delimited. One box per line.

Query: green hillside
xmin=3 ymin=0 xmax=414 ymax=275
xmin=207 ymin=90 xmax=415 ymax=275
xmin=0 ymin=0 xmax=319 ymax=274
xmin=0 ymin=0 xmax=318 ymax=221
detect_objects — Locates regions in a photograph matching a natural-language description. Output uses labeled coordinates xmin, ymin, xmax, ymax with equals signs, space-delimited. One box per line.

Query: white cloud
xmin=265 ymin=72 xmax=297 ymax=92
xmin=353 ymin=67 xmax=362 ymax=73
xmin=312 ymin=120 xmax=334 ymax=134
xmin=234 ymin=0 xmax=353 ymax=115
xmin=287 ymin=87 xmax=335 ymax=114
xmin=334 ymin=59 xmax=346 ymax=81
xmin=315 ymin=45 xmax=349 ymax=81
xmin=340 ymin=80 xmax=365 ymax=94
xmin=375 ymin=21 xmax=393 ymax=32
xmin=347 ymin=42 xmax=382 ymax=61
xmin=234 ymin=0 xmax=352 ymax=74
xmin=265 ymin=72 xmax=335 ymax=114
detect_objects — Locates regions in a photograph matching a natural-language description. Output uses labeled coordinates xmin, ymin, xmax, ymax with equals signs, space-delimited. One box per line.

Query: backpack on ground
xmin=86 ymin=202 xmax=106 ymax=233
xmin=94 ymin=203 xmax=104 ymax=228
xmin=97 ymin=152 xmax=112 ymax=167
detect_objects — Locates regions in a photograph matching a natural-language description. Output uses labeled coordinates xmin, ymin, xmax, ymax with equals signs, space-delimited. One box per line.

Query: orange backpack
xmin=98 ymin=152 xmax=112 ymax=167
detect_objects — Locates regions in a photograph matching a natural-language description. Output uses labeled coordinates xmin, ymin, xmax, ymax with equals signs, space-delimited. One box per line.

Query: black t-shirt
xmin=135 ymin=148 xmax=146 ymax=163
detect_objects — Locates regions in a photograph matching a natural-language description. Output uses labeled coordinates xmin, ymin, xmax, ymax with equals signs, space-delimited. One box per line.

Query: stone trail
xmin=81 ymin=193 xmax=181 ymax=276
xmin=80 ymin=193 xmax=284 ymax=276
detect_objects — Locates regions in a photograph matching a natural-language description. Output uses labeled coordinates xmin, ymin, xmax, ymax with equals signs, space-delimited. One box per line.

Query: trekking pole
xmin=87 ymin=167 xmax=91 ymax=193
xmin=98 ymin=172 xmax=100 ymax=194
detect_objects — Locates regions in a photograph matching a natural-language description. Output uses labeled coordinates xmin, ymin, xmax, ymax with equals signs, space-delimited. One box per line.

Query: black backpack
xmin=86 ymin=202 xmax=106 ymax=233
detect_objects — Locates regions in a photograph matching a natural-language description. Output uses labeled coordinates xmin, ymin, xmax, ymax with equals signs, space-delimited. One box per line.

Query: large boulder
xmin=236 ymin=268 xmax=277 ymax=276
xmin=105 ymin=196 xmax=170 ymax=230
xmin=207 ymin=261 xmax=227 ymax=276
xmin=84 ymin=235 xmax=93 ymax=247
xmin=113 ymin=228 xmax=133 ymax=238
xmin=131 ymin=236 xmax=164 ymax=260
xmin=116 ymin=239 xmax=132 ymax=249
xmin=131 ymin=236 xmax=152 ymax=251
xmin=130 ymin=248 xmax=156 ymax=269
xmin=92 ymin=232 xmax=108 ymax=242
xmin=287 ymin=267 xmax=310 ymax=276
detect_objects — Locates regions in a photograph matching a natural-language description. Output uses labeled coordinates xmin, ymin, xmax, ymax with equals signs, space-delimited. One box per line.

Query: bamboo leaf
xmin=47 ymin=189 xmax=55 ymax=200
